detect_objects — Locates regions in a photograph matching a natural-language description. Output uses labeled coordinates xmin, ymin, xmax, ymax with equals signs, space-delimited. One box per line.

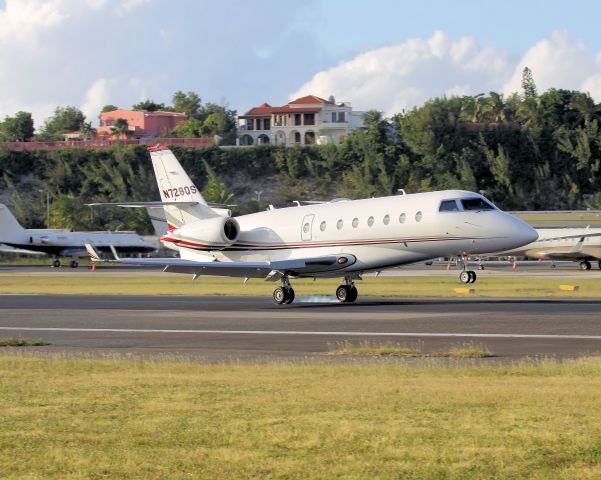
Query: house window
xmin=255 ymin=118 xmax=262 ymax=130
xmin=304 ymin=113 xmax=315 ymax=126
xmin=264 ymin=118 xmax=270 ymax=130
xmin=332 ymin=112 xmax=336 ymax=123
xmin=294 ymin=132 xmax=301 ymax=144
xmin=338 ymin=112 xmax=346 ymax=122
xmin=295 ymin=114 xmax=302 ymax=126
xmin=246 ymin=119 xmax=254 ymax=130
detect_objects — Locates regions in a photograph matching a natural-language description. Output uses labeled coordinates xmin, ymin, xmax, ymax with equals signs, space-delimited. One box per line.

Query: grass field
xmin=1 ymin=355 xmax=601 ymax=479
xmin=1 ymin=269 xmax=601 ymax=297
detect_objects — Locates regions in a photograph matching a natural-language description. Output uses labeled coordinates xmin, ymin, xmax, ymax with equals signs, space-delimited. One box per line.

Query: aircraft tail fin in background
xmin=148 ymin=145 xmax=219 ymax=230
xmin=0 ymin=204 xmax=26 ymax=241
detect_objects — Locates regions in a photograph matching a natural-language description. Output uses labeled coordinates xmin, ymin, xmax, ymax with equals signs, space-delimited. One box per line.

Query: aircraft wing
xmin=511 ymin=210 xmax=601 ymax=228
xmin=85 ymin=244 xmax=356 ymax=280
xmin=537 ymin=232 xmax=601 ymax=241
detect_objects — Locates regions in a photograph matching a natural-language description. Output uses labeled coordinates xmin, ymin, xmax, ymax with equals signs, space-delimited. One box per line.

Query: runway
xmin=1 ymin=294 xmax=601 ymax=362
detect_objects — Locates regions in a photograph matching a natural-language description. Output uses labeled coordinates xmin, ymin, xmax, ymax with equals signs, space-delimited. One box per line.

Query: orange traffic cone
xmin=91 ymin=264 xmax=96 ymax=271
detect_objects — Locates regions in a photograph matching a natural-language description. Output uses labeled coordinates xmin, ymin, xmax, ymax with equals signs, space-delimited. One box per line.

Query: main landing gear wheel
xmin=459 ymin=271 xmax=477 ymax=284
xmin=598 ymin=261 xmax=601 ymax=270
xmin=273 ymin=286 xmax=295 ymax=305
xmin=52 ymin=259 xmax=61 ymax=268
xmin=70 ymin=260 xmax=79 ymax=268
xmin=580 ymin=260 xmax=592 ymax=271
xmin=336 ymin=285 xmax=358 ymax=303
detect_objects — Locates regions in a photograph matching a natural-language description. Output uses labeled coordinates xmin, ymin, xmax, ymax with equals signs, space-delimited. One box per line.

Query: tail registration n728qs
xmin=87 ymin=145 xmax=538 ymax=305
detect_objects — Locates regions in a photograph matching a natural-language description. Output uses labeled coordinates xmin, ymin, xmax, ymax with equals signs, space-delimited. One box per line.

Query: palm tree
xmin=110 ymin=118 xmax=129 ymax=140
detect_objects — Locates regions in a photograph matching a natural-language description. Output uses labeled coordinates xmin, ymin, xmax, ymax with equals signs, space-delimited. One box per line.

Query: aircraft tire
xmin=52 ymin=259 xmax=61 ymax=268
xmin=336 ymin=285 xmax=350 ymax=303
xmin=346 ymin=286 xmax=358 ymax=303
xmin=273 ymin=287 xmax=286 ymax=305
xmin=70 ymin=260 xmax=78 ymax=268
xmin=598 ymin=261 xmax=601 ymax=270
xmin=284 ymin=287 xmax=295 ymax=304
xmin=580 ymin=261 xmax=592 ymax=271
xmin=459 ymin=271 xmax=471 ymax=284
xmin=468 ymin=271 xmax=477 ymax=283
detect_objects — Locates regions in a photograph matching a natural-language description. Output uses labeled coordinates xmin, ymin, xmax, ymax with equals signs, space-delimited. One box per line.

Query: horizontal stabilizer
xmin=86 ymin=201 xmax=199 ymax=208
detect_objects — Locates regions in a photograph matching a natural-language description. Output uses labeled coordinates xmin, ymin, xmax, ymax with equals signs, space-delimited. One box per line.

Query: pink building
xmin=98 ymin=109 xmax=187 ymax=138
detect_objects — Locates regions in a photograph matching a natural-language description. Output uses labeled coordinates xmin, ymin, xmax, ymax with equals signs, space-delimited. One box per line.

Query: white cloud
xmin=290 ymin=31 xmax=510 ymax=115
xmin=291 ymin=30 xmax=601 ymax=116
xmin=501 ymin=30 xmax=596 ymax=96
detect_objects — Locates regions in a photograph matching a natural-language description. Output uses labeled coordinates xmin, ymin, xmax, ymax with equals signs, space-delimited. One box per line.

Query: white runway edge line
xmin=1 ymin=326 xmax=601 ymax=340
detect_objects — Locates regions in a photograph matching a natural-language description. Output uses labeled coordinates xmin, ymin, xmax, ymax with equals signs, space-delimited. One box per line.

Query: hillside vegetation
xmin=2 ymin=85 xmax=601 ymax=233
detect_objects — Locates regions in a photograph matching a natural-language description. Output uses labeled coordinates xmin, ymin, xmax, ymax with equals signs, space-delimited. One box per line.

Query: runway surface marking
xmin=2 ymin=326 xmax=601 ymax=340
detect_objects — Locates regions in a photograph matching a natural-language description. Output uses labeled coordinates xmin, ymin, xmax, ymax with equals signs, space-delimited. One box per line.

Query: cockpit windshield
xmin=439 ymin=200 xmax=460 ymax=212
xmin=461 ymin=198 xmax=495 ymax=211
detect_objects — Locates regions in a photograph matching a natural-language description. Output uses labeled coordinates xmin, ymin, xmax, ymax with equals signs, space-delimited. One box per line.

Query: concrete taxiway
xmin=1 ymin=294 xmax=600 ymax=362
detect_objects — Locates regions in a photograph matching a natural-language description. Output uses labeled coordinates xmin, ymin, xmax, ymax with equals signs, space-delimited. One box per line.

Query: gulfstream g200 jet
xmin=87 ymin=146 xmax=537 ymax=304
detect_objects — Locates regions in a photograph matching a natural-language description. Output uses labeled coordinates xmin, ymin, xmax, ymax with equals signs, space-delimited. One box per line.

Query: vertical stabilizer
xmin=0 ymin=204 xmax=25 ymax=241
xmin=148 ymin=145 xmax=218 ymax=229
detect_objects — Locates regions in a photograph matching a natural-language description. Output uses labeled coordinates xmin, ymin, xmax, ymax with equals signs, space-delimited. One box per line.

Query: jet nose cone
xmin=511 ymin=218 xmax=538 ymax=247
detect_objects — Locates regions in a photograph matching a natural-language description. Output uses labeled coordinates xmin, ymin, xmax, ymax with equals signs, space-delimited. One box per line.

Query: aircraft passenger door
xmin=301 ymin=214 xmax=315 ymax=241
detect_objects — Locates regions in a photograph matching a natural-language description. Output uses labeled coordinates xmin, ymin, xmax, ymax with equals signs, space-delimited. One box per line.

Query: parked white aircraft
xmin=497 ymin=227 xmax=601 ymax=270
xmin=86 ymin=145 xmax=537 ymax=304
xmin=0 ymin=204 xmax=156 ymax=267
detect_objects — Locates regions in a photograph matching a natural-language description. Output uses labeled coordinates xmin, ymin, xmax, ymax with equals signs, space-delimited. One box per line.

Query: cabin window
xmin=352 ymin=217 xmax=359 ymax=228
xmin=320 ymin=221 xmax=326 ymax=231
xmin=383 ymin=214 xmax=390 ymax=225
xmin=399 ymin=213 xmax=406 ymax=224
xmin=415 ymin=211 xmax=423 ymax=222
xmin=367 ymin=216 xmax=374 ymax=227
xmin=337 ymin=219 xmax=343 ymax=230
xmin=439 ymin=200 xmax=459 ymax=212
xmin=461 ymin=198 xmax=495 ymax=211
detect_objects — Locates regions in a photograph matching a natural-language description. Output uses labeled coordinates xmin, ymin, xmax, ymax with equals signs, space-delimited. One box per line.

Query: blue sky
xmin=1 ymin=0 xmax=601 ymax=127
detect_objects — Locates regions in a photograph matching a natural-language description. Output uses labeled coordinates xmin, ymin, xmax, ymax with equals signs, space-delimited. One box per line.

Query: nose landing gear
xmin=457 ymin=257 xmax=477 ymax=284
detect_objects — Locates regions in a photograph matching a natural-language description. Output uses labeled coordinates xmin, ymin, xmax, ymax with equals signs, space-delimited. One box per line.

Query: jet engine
xmin=165 ymin=216 xmax=240 ymax=250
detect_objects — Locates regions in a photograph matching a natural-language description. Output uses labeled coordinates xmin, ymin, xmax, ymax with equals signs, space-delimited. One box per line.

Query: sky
xmin=2 ymin=0 xmax=601 ymax=128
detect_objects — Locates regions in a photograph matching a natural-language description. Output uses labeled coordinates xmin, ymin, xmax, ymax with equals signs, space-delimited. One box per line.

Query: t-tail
xmin=0 ymin=204 xmax=26 ymax=242
xmin=148 ymin=145 xmax=220 ymax=231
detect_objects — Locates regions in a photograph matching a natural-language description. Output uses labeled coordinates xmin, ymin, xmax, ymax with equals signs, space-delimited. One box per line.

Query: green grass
xmin=0 ymin=270 xmax=600 ymax=297
xmin=0 ymin=337 xmax=49 ymax=347
xmin=328 ymin=340 xmax=492 ymax=358
xmin=2 ymin=355 xmax=601 ymax=479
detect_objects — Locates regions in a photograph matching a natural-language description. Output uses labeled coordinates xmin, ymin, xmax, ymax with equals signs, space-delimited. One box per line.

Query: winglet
xmin=85 ymin=243 xmax=101 ymax=261
xmin=109 ymin=245 xmax=121 ymax=260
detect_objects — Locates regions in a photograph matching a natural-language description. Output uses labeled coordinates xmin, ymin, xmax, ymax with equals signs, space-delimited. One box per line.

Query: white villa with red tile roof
xmin=237 ymin=95 xmax=365 ymax=146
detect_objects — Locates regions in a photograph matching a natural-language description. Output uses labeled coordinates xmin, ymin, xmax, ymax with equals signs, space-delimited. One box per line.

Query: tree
xmin=110 ymin=118 xmax=129 ymax=139
xmin=521 ymin=67 xmax=537 ymax=98
xmin=0 ymin=111 xmax=34 ymax=141
xmin=41 ymin=106 xmax=86 ymax=138
xmin=132 ymin=100 xmax=167 ymax=111
xmin=172 ymin=91 xmax=201 ymax=117
xmin=101 ymin=105 xmax=118 ymax=113
xmin=79 ymin=122 xmax=96 ymax=140
xmin=49 ymin=194 xmax=89 ymax=230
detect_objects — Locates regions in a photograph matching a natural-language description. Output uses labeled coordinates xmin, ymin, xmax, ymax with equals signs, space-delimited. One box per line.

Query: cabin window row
xmin=316 ymin=211 xmax=423 ymax=232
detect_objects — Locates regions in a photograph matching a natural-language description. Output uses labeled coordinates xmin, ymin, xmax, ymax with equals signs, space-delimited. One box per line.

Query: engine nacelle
xmin=168 ymin=216 xmax=240 ymax=250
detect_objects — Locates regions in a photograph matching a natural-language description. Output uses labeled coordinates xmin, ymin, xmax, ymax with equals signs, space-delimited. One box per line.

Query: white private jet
xmin=86 ymin=145 xmax=537 ymax=304
xmin=0 ymin=204 xmax=156 ymax=267
xmin=496 ymin=227 xmax=601 ymax=270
